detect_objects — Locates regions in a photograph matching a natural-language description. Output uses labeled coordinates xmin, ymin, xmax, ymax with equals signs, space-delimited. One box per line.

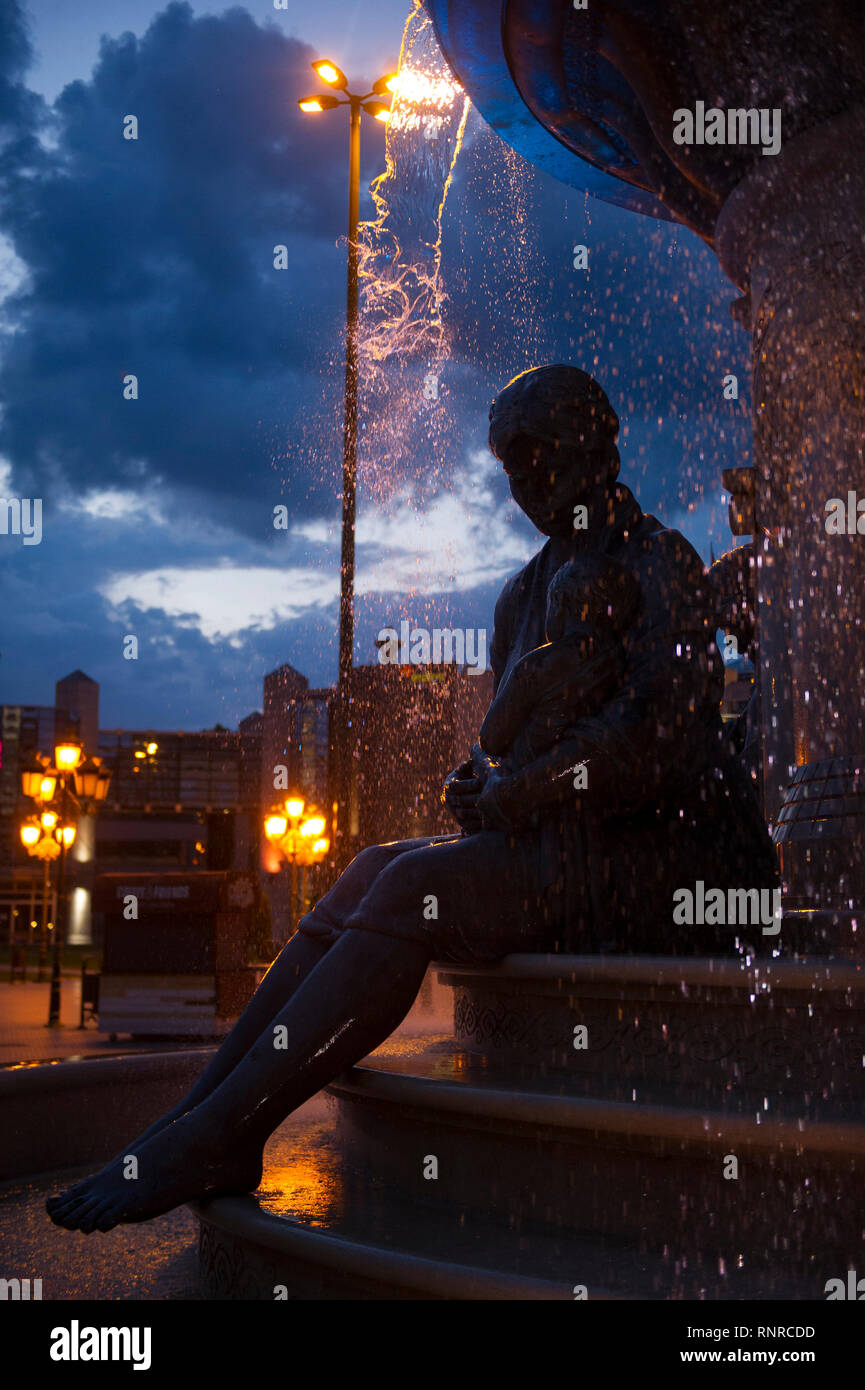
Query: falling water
xmin=356 ymin=0 xmax=469 ymax=502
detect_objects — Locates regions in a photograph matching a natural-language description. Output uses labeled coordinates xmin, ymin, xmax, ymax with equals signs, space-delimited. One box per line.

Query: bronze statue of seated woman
xmin=46 ymin=363 xmax=777 ymax=1233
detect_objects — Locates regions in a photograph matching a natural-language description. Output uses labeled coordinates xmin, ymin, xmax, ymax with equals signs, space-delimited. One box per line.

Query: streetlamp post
xmin=19 ymin=819 xmax=57 ymax=983
xmin=299 ymin=61 xmax=396 ymax=866
xmin=51 ymin=769 xmax=73 ymax=1026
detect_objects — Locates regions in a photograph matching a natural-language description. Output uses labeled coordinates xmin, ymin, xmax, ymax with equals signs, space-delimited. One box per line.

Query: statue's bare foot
xmin=45 ymin=1102 xmax=196 ymax=1217
xmin=46 ymin=1116 xmax=261 ymax=1232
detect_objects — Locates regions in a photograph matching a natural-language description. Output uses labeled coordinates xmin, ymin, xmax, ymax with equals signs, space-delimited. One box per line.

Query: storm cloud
xmin=0 ymin=2 xmax=750 ymax=727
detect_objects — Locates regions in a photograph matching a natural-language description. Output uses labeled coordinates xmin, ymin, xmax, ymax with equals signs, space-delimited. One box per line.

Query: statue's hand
xmin=442 ymin=758 xmax=483 ymax=833
xmin=477 ymin=766 xmax=514 ymax=832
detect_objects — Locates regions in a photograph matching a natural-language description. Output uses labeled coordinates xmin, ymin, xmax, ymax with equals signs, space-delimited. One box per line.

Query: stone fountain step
xmin=326 ymin=1036 xmax=865 ymax=1272
xmin=194 ymin=952 xmax=865 ymax=1299
xmin=434 ymin=953 xmax=865 ymax=1119
xmin=194 ymin=1097 xmax=819 ymax=1300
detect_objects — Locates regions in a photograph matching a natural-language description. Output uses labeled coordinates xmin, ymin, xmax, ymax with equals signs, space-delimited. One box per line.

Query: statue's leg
xmin=108 ymin=930 xmax=332 ymax=1153
xmin=48 ymin=927 xmax=431 ymax=1232
xmin=47 ymin=840 xmax=445 ymax=1220
xmin=170 ymin=838 xmax=447 ymax=1118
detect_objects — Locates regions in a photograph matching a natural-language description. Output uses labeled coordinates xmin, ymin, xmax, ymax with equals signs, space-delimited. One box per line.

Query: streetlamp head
xmin=265 ymin=813 xmax=289 ymax=842
xmin=94 ymin=768 xmax=112 ymax=802
xmin=73 ymin=756 xmax=104 ymax=803
xmin=300 ymin=815 xmax=326 ymax=838
xmin=20 ymin=822 xmax=40 ymax=848
xmin=372 ymin=73 xmax=399 ymax=96
xmin=20 ymin=757 xmax=48 ymax=799
xmin=285 ymin=797 xmax=305 ymax=819
xmin=55 ymin=740 xmax=83 ymax=772
xmin=40 ymin=810 xmax=58 ymax=831
xmin=363 ymin=101 xmax=390 ymax=123
xmin=299 ymin=94 xmax=340 ymax=114
xmin=313 ymin=60 xmax=347 ymax=89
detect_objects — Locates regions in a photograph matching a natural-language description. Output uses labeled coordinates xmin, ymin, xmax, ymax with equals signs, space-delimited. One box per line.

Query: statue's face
xmin=500 ymin=433 xmax=602 ymax=537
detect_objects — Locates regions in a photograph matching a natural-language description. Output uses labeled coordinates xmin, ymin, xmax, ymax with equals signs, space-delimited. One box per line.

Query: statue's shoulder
xmin=628 ymin=513 xmax=715 ymax=627
xmin=495 ymin=543 xmax=549 ymax=607
xmin=632 ymin=512 xmax=708 ymax=582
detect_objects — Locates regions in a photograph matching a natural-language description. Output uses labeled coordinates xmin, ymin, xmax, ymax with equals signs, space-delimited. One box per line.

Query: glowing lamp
xmin=40 ymin=810 xmax=58 ymax=831
xmin=312 ymin=60 xmax=347 ymax=89
xmin=285 ymin=798 xmax=305 ymax=819
xmin=299 ymin=95 xmax=340 ymax=113
xmin=300 ymin=816 xmax=326 ymax=838
xmin=312 ymin=838 xmax=330 ymax=855
xmin=58 ymin=825 xmax=76 ymax=848
xmin=20 ymin=823 xmax=40 ymax=848
xmin=55 ymin=741 xmax=83 ymax=772
xmin=363 ymin=101 xmax=390 ymax=122
xmin=265 ymin=814 xmax=288 ymax=842
xmin=20 ymin=758 xmax=49 ymax=799
xmin=372 ymin=73 xmax=400 ymax=95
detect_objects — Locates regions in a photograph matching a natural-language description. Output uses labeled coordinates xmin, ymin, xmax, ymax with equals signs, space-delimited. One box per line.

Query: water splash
xmin=355 ymin=3 xmax=470 ymax=506
xmin=358 ymin=1 xmax=469 ymax=372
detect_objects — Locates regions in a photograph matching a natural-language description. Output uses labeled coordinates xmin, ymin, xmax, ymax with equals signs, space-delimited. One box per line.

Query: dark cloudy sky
xmin=0 ymin=0 xmax=751 ymax=730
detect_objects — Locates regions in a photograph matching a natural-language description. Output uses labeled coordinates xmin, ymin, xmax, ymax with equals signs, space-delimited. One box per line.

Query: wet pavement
xmin=0 ymin=1164 xmax=204 ymax=1300
xmin=0 ymin=969 xmax=456 ymax=1299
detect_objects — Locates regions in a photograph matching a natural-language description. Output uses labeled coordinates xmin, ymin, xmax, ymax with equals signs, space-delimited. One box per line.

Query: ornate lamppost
xmin=263 ymin=796 xmax=330 ymax=939
xmin=20 ymin=744 xmax=112 ymax=1025
xmin=19 ymin=805 xmax=71 ymax=983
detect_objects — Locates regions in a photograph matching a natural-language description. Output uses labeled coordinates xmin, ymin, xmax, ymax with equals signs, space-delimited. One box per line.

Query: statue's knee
xmin=350 ymin=844 xmax=390 ymax=873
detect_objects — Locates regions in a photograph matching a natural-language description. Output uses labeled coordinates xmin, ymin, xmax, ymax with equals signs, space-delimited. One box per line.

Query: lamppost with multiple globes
xmin=19 ymin=800 xmax=73 ymax=983
xmin=264 ymin=796 xmax=330 ymax=939
xmin=20 ymin=742 xmax=112 ymax=1025
xmin=298 ymin=60 xmax=397 ymax=866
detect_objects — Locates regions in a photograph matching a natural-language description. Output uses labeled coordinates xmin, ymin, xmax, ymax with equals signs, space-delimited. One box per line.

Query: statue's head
xmin=489 ymin=364 xmax=619 ymax=536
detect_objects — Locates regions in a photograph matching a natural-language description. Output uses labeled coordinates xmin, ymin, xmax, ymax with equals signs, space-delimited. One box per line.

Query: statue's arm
xmin=441 ymin=577 xmax=517 ymax=829
xmin=481 ymin=551 xmax=722 ymax=828
xmin=488 ymin=577 xmax=517 ymax=698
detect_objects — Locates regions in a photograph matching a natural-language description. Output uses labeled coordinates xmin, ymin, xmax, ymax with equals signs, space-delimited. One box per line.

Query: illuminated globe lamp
xmin=20 ymin=755 xmax=56 ymax=803
xmin=264 ymin=811 xmax=289 ymax=843
xmin=54 ymin=739 xmax=83 ymax=774
xmin=300 ymin=813 xmax=326 ymax=841
xmin=20 ymin=819 xmax=41 ymax=850
xmin=262 ymin=797 xmax=330 ymax=937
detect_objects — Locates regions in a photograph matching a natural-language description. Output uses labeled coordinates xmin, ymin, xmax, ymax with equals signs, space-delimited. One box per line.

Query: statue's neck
xmin=547 ymin=482 xmax=636 ymax=563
